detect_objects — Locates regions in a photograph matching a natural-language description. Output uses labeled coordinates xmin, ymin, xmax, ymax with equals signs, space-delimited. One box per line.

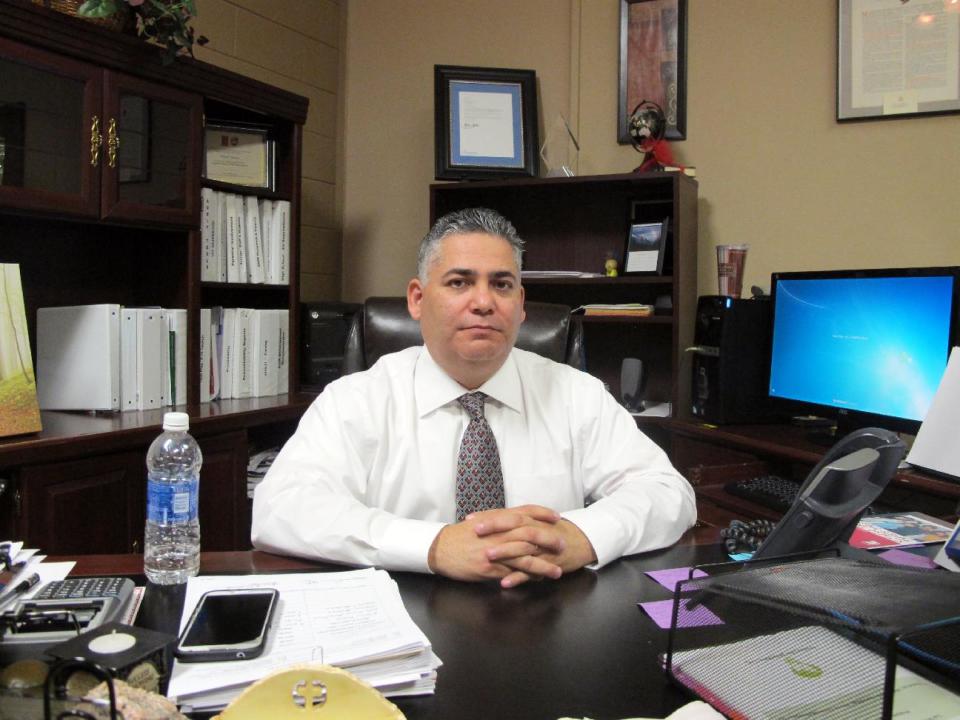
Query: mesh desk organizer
xmin=663 ymin=554 xmax=960 ymax=720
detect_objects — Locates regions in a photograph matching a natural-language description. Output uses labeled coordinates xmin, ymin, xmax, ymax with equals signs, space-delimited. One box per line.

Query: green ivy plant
xmin=77 ymin=0 xmax=208 ymax=65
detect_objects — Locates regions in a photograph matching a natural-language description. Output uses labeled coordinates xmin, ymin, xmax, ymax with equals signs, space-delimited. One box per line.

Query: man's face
xmin=407 ymin=231 xmax=525 ymax=388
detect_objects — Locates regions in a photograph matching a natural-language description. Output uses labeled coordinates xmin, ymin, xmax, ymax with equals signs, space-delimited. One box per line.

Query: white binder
xmin=120 ymin=308 xmax=139 ymax=411
xmin=137 ymin=308 xmax=165 ymax=411
xmin=36 ymin=304 xmax=121 ymax=411
xmin=907 ymin=346 xmax=960 ymax=481
xmin=251 ymin=309 xmax=279 ymax=397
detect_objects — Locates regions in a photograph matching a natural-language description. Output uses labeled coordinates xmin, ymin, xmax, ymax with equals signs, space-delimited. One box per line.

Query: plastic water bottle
xmin=144 ymin=412 xmax=202 ymax=584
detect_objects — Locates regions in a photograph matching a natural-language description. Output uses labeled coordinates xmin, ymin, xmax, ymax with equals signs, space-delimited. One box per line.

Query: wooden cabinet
xmin=16 ymin=451 xmax=144 ymax=555
xmin=0 ymin=2 xmax=312 ymax=554
xmin=0 ymin=37 xmax=201 ymax=225
xmin=430 ymin=172 xmax=698 ymax=413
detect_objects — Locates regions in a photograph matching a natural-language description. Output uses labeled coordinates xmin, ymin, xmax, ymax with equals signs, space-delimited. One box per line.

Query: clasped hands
xmin=427 ymin=504 xmax=597 ymax=588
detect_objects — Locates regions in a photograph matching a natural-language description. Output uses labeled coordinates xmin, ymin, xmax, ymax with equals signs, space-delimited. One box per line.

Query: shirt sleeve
xmin=559 ymin=377 xmax=697 ymax=568
xmin=250 ymin=379 xmax=445 ymax=572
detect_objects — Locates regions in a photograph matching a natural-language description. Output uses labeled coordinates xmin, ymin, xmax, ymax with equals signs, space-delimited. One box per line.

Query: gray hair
xmin=417 ymin=207 xmax=524 ymax=282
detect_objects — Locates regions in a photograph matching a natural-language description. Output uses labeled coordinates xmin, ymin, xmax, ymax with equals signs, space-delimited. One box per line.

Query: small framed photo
xmin=624 ymin=218 xmax=669 ymax=274
xmin=203 ymin=122 xmax=275 ymax=190
xmin=434 ymin=65 xmax=539 ymax=181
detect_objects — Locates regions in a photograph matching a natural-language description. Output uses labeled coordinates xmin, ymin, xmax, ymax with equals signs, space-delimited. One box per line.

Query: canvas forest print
xmin=0 ymin=263 xmax=41 ymax=437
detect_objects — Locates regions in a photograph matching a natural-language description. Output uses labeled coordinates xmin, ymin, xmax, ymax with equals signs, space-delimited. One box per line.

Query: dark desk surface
xmin=53 ymin=531 xmax=726 ymax=720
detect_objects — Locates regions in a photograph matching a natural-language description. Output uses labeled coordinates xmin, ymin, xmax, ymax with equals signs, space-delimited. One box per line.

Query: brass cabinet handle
xmin=90 ymin=115 xmax=102 ymax=166
xmin=107 ymin=117 xmax=119 ymax=169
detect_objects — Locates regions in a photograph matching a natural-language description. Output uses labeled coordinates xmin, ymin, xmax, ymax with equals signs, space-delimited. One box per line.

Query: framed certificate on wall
xmin=434 ymin=65 xmax=539 ymax=180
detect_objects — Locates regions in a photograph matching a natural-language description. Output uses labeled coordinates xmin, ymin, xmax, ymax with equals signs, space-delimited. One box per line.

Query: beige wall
xmin=341 ymin=0 xmax=960 ymax=301
xmin=194 ymin=0 xmax=342 ymax=301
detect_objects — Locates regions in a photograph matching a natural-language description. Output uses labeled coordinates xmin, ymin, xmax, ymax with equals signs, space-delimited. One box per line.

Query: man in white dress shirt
xmin=251 ymin=208 xmax=696 ymax=587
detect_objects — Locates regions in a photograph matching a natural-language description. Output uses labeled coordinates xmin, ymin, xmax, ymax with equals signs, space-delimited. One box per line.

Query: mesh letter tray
xmin=663 ymin=557 xmax=960 ymax=719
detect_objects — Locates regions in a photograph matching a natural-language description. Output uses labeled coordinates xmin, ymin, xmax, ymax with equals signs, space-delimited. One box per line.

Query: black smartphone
xmin=175 ymin=588 xmax=279 ymax=662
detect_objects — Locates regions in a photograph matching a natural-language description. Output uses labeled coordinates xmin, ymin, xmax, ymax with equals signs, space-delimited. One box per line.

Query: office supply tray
xmin=662 ymin=555 xmax=960 ymax=719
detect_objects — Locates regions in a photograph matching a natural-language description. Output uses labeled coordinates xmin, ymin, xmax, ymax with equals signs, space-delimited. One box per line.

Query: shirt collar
xmin=414 ymin=346 xmax=522 ymax=417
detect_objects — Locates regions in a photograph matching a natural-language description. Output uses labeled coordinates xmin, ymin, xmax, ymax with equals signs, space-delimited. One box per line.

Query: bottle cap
xmin=162 ymin=412 xmax=190 ymax=432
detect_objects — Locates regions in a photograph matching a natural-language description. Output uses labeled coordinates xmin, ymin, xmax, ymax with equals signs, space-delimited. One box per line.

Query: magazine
xmin=849 ymin=512 xmax=953 ymax=550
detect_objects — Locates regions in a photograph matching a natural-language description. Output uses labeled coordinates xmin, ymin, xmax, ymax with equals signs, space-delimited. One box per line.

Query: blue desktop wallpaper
xmin=769 ymin=275 xmax=954 ymax=422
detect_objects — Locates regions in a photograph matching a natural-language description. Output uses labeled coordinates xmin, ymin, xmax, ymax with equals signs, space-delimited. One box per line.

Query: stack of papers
xmin=167 ymin=569 xmax=440 ymax=712
xmin=521 ymin=270 xmax=603 ymax=279
xmin=0 ymin=540 xmax=76 ymax=612
xmin=574 ymin=303 xmax=654 ymax=317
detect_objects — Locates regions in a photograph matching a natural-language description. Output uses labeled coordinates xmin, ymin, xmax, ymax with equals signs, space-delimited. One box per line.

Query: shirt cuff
xmin=378 ymin=517 xmax=447 ymax=573
xmin=560 ymin=507 xmax=620 ymax=570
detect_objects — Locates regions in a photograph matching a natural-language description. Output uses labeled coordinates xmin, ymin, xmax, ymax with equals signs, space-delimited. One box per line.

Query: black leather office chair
xmin=342 ymin=297 xmax=585 ymax=374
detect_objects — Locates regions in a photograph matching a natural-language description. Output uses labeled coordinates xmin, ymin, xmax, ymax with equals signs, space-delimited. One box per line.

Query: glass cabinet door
xmin=101 ymin=72 xmax=201 ymax=227
xmin=0 ymin=38 xmax=101 ymax=217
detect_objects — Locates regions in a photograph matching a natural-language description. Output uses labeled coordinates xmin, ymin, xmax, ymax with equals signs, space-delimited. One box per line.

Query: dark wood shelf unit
xmin=662 ymin=417 xmax=960 ymax=523
xmin=430 ymin=172 xmax=698 ymax=411
xmin=0 ymin=2 xmax=310 ymax=555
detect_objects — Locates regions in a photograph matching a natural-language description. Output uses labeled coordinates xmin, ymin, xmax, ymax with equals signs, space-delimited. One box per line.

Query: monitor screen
xmin=768 ymin=267 xmax=958 ymax=435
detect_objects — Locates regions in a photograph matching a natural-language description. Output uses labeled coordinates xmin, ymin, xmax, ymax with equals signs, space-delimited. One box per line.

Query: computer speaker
xmin=620 ymin=358 xmax=645 ymax=412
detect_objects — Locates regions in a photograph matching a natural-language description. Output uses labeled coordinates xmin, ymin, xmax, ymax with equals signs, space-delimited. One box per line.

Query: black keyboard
xmin=724 ymin=475 xmax=801 ymax=512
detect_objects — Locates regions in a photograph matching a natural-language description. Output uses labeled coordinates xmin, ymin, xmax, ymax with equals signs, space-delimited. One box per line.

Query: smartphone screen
xmin=176 ymin=588 xmax=278 ymax=662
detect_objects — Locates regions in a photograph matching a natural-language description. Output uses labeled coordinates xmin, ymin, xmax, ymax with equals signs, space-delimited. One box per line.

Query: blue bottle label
xmin=147 ymin=475 xmax=198 ymax=523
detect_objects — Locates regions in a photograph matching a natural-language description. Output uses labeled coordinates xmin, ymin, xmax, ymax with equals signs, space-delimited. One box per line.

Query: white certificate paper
xmin=457 ymin=90 xmax=515 ymax=159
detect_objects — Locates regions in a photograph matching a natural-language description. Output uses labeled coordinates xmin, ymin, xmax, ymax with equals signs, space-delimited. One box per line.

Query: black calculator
xmin=1 ymin=577 xmax=136 ymax=660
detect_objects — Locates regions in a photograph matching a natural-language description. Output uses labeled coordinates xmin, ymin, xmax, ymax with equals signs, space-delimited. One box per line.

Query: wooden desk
xmin=52 ymin=531 xmax=724 ymax=720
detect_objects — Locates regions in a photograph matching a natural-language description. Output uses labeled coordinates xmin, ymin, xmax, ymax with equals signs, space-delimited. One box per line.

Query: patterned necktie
xmin=455 ymin=392 xmax=505 ymax=521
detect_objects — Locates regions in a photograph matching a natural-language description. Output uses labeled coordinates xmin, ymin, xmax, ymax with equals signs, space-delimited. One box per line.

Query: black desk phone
xmin=0 ymin=577 xmax=135 ymax=663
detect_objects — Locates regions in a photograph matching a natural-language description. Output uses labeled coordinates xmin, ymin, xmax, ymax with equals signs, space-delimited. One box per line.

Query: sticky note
xmin=639 ymin=598 xmax=724 ymax=630
xmin=877 ymin=548 xmax=938 ymax=570
xmin=646 ymin=567 xmax=708 ymax=592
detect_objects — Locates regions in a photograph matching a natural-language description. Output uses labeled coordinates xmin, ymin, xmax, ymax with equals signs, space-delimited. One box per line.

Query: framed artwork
xmin=624 ymin=218 xmax=669 ymax=275
xmin=203 ymin=122 xmax=275 ymax=190
xmin=434 ymin=65 xmax=539 ymax=180
xmin=838 ymin=0 xmax=960 ymax=121
xmin=0 ymin=263 xmax=42 ymax=438
xmin=618 ymin=0 xmax=687 ymax=143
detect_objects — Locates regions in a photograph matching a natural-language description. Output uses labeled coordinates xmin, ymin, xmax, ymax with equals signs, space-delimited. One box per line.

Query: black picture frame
xmin=838 ymin=0 xmax=960 ymax=121
xmin=435 ymin=65 xmax=539 ymax=181
xmin=618 ymin=0 xmax=687 ymax=143
xmin=623 ymin=217 xmax=669 ymax=275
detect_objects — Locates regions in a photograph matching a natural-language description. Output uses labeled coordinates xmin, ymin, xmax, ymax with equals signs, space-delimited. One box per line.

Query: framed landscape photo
xmin=624 ymin=218 xmax=669 ymax=275
xmin=203 ymin=122 xmax=275 ymax=190
xmin=435 ymin=65 xmax=539 ymax=180
xmin=838 ymin=0 xmax=960 ymax=121
xmin=618 ymin=0 xmax=687 ymax=143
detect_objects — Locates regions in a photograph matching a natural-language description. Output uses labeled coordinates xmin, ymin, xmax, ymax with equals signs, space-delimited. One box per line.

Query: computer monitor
xmin=768 ymin=267 xmax=959 ymax=437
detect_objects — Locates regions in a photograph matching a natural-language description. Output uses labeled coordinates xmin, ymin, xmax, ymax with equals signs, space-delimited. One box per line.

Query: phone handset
xmin=752 ymin=427 xmax=907 ymax=560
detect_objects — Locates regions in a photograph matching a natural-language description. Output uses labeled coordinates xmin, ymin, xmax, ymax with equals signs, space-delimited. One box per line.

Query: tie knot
xmin=458 ymin=392 xmax=486 ymax=420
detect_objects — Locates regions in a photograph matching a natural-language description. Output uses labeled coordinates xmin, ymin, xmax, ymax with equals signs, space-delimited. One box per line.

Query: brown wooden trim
xmin=0 ymin=393 xmax=316 ymax=467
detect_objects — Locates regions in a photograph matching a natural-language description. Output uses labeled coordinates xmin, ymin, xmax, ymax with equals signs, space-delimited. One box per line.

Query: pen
xmin=0 ymin=572 xmax=40 ymax=612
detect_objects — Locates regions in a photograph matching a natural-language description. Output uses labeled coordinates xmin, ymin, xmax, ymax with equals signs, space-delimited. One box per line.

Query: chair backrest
xmin=342 ymin=297 xmax=584 ymax=374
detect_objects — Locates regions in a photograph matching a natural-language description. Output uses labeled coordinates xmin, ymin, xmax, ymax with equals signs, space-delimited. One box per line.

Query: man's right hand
xmin=427 ymin=505 xmax=565 ymax=585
